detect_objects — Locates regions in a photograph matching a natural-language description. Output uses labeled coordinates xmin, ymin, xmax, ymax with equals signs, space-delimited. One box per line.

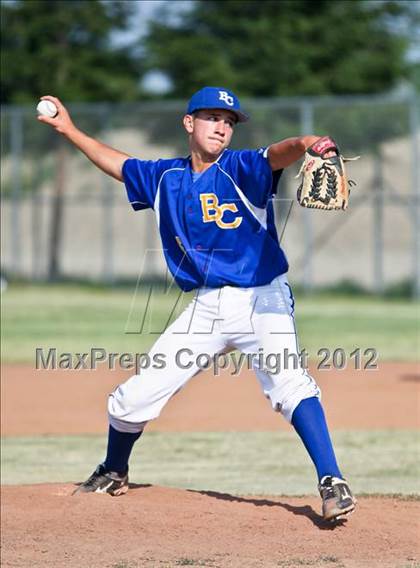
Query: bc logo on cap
xmin=219 ymin=91 xmax=234 ymax=106
xmin=187 ymin=87 xmax=249 ymax=122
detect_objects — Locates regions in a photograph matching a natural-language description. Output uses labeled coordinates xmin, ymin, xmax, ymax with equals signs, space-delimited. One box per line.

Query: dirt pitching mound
xmin=2 ymin=484 xmax=418 ymax=567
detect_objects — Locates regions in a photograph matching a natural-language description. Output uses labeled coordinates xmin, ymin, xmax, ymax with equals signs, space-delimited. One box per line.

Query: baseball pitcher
xmin=38 ymin=87 xmax=356 ymax=521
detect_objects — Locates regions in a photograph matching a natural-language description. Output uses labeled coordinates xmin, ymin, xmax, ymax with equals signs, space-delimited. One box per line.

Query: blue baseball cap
xmin=186 ymin=86 xmax=249 ymax=123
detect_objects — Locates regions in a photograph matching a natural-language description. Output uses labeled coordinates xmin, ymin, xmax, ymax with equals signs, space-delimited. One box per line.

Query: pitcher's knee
xmin=108 ymin=413 xmax=147 ymax=433
xmin=107 ymin=385 xmax=162 ymax=425
xmin=107 ymin=371 xmax=182 ymax=425
xmin=267 ymin=371 xmax=321 ymax=423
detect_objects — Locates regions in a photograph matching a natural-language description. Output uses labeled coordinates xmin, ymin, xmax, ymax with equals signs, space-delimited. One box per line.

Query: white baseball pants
xmin=108 ymin=274 xmax=320 ymax=433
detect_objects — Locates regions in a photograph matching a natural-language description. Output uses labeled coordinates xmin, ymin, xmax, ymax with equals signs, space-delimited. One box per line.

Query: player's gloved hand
xmin=295 ymin=137 xmax=360 ymax=210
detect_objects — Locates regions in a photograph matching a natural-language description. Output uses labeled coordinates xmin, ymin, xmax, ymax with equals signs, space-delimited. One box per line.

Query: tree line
xmin=1 ymin=0 xmax=418 ymax=104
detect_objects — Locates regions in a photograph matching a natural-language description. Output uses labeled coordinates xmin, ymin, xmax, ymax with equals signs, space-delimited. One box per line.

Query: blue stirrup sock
xmin=291 ymin=396 xmax=342 ymax=481
xmin=104 ymin=425 xmax=143 ymax=475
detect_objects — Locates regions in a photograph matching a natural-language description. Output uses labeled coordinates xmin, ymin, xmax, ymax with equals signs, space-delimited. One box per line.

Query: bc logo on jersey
xmin=200 ymin=193 xmax=243 ymax=229
xmin=218 ymin=91 xmax=234 ymax=106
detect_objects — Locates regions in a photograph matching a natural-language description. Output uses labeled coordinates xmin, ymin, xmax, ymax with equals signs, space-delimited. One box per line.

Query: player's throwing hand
xmin=37 ymin=95 xmax=76 ymax=136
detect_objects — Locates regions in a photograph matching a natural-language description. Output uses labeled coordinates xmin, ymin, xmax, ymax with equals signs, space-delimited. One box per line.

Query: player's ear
xmin=183 ymin=114 xmax=194 ymax=134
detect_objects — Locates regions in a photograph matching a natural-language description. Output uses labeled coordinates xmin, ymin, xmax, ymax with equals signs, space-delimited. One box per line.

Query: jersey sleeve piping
xmin=153 ymin=167 xmax=186 ymax=227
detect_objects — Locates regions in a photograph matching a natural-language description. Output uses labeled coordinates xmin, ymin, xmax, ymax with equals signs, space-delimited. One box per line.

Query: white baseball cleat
xmin=318 ymin=475 xmax=357 ymax=521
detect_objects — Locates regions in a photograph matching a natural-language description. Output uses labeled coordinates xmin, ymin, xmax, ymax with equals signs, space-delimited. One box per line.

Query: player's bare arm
xmin=267 ymin=135 xmax=321 ymax=170
xmin=37 ymin=95 xmax=131 ymax=182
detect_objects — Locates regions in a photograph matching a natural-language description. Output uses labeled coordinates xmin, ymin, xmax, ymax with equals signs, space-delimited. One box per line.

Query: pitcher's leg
xmin=232 ymin=276 xmax=356 ymax=519
xmin=107 ymin=297 xmax=226 ymax=429
xmin=291 ymin=396 xmax=342 ymax=480
xmin=103 ymin=425 xmax=143 ymax=474
xmin=75 ymin=291 xmax=226 ymax=495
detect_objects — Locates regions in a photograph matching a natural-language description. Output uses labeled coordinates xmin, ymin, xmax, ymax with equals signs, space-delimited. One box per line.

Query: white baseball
xmin=36 ymin=100 xmax=58 ymax=118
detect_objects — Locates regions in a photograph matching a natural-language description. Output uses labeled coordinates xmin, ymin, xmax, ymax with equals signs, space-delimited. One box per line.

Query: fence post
xmin=372 ymin=151 xmax=384 ymax=294
xmin=101 ymin=107 xmax=115 ymax=284
xmin=10 ymin=108 xmax=23 ymax=276
xmin=31 ymin=157 xmax=44 ymax=280
xmin=410 ymin=95 xmax=420 ymax=299
xmin=300 ymin=101 xmax=314 ymax=292
xmin=47 ymin=138 xmax=67 ymax=281
xmin=102 ymin=173 xmax=115 ymax=284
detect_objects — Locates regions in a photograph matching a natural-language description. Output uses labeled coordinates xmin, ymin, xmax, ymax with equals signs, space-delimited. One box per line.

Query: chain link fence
xmin=1 ymin=92 xmax=419 ymax=295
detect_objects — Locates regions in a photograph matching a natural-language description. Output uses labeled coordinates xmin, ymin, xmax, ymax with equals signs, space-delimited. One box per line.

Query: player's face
xmin=184 ymin=109 xmax=237 ymax=157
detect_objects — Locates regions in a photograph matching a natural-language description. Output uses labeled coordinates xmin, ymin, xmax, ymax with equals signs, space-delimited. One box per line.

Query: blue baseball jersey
xmin=123 ymin=148 xmax=289 ymax=291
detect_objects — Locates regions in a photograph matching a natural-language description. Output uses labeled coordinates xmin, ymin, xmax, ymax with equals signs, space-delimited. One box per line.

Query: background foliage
xmin=145 ymin=0 xmax=412 ymax=97
xmin=1 ymin=0 xmax=141 ymax=103
xmin=1 ymin=0 xmax=419 ymax=104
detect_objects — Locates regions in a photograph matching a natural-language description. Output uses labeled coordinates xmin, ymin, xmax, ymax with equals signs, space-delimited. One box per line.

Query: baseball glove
xmin=296 ymin=136 xmax=359 ymax=210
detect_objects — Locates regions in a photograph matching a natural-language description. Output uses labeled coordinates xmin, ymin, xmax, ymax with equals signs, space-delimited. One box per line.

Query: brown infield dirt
xmin=1 ymin=362 xmax=420 ymax=567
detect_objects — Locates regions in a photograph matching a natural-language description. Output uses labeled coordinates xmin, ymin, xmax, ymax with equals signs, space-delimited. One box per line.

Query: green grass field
xmin=2 ymin=431 xmax=419 ymax=495
xmin=1 ymin=283 xmax=418 ymax=363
